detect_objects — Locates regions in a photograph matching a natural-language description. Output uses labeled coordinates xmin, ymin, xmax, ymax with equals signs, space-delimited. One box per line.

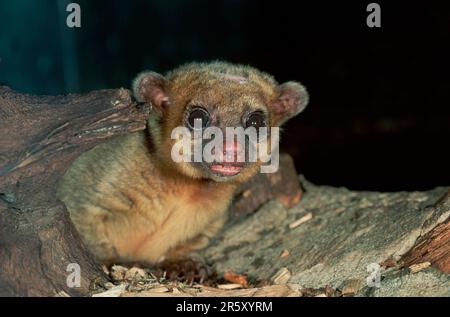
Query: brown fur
xmin=57 ymin=61 xmax=308 ymax=265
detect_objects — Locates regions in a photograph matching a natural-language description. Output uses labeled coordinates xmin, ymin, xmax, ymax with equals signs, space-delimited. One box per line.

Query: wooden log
xmin=0 ymin=87 xmax=149 ymax=296
xmin=204 ymin=180 xmax=450 ymax=297
xmin=1 ymin=86 xmax=448 ymax=297
xmin=400 ymin=191 xmax=450 ymax=273
xmin=232 ymin=154 xmax=302 ymax=215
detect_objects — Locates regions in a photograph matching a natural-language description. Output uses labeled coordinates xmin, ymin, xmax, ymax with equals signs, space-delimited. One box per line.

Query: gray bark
xmin=203 ymin=177 xmax=450 ymax=296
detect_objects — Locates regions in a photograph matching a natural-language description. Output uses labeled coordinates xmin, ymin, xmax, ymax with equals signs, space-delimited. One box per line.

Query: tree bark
xmin=0 ymin=87 xmax=148 ymax=296
xmin=400 ymin=190 xmax=450 ymax=272
xmin=1 ymin=86 xmax=448 ymax=297
xmin=203 ymin=179 xmax=450 ymax=296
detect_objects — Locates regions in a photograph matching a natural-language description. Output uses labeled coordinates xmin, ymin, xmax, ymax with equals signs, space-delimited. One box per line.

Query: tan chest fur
xmin=59 ymin=132 xmax=234 ymax=264
xmin=105 ymin=168 xmax=233 ymax=263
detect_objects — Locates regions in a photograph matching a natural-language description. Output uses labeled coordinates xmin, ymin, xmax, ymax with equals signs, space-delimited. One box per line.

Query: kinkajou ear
xmin=271 ymin=81 xmax=309 ymax=125
xmin=132 ymin=71 xmax=170 ymax=115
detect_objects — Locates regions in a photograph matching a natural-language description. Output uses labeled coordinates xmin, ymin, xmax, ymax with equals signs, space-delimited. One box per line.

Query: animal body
xmin=58 ymin=61 xmax=309 ymax=274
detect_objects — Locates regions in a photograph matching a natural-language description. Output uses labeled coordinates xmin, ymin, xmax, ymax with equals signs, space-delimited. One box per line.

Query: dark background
xmin=0 ymin=0 xmax=449 ymax=191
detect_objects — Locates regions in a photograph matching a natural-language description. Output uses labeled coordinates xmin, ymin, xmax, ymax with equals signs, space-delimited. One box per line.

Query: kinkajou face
xmin=133 ymin=61 xmax=309 ymax=183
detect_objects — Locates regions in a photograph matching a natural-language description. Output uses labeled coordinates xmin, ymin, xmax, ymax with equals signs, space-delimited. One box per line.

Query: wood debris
xmin=300 ymin=286 xmax=341 ymax=297
xmin=93 ymin=263 xmax=342 ymax=297
xmin=289 ymin=212 xmax=313 ymax=229
xmin=144 ymin=286 xmax=169 ymax=293
xmin=409 ymin=261 xmax=431 ymax=273
xmin=197 ymin=288 xmax=258 ymax=297
xmin=92 ymin=284 xmax=126 ymax=297
xmin=109 ymin=265 xmax=128 ymax=281
xmin=380 ymin=258 xmax=397 ymax=268
xmin=223 ymin=271 xmax=249 ymax=287
xmin=122 ymin=290 xmax=192 ymax=297
xmin=172 ymin=287 xmax=182 ymax=294
xmin=124 ymin=267 xmax=147 ymax=281
xmin=254 ymin=285 xmax=301 ymax=297
xmin=217 ymin=283 xmax=243 ymax=290
xmin=341 ymin=279 xmax=363 ymax=296
xmin=280 ymin=249 xmax=290 ymax=258
xmin=271 ymin=267 xmax=291 ymax=285
xmin=92 ymin=279 xmax=343 ymax=297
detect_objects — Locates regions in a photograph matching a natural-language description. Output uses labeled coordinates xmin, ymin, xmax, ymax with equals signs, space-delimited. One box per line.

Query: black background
xmin=0 ymin=0 xmax=449 ymax=191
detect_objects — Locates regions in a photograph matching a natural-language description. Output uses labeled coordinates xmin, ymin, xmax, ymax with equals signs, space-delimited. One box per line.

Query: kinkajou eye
xmin=244 ymin=111 xmax=266 ymax=129
xmin=187 ymin=106 xmax=211 ymax=130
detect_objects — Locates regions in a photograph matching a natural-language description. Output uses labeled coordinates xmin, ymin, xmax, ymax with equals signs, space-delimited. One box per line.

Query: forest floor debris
xmin=88 ymin=265 xmax=342 ymax=297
